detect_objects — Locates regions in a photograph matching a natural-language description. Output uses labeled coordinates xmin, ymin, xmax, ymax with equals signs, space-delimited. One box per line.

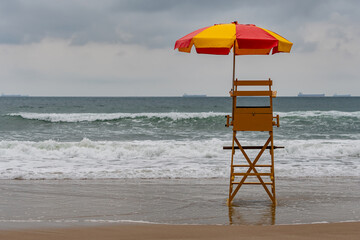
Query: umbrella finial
xmin=232 ymin=21 xmax=238 ymax=24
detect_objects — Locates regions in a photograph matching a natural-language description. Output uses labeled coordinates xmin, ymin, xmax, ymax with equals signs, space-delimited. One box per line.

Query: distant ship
xmin=1 ymin=93 xmax=29 ymax=97
xmin=183 ymin=94 xmax=207 ymax=97
xmin=297 ymin=92 xmax=325 ymax=97
xmin=333 ymin=94 xmax=351 ymax=97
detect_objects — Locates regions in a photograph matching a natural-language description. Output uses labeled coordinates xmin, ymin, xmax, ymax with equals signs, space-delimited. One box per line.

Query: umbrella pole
xmin=231 ymin=42 xmax=236 ymax=124
xmin=232 ymin=41 xmax=236 ymax=90
xmin=229 ymin=41 xmax=236 ymax=206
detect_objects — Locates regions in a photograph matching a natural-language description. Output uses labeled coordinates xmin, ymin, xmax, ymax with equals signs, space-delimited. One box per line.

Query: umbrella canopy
xmin=174 ymin=22 xmax=292 ymax=55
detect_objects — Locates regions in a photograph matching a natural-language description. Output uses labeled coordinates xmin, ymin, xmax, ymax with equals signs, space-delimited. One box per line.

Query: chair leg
xmin=270 ymin=131 xmax=277 ymax=205
xmin=228 ymin=131 xmax=236 ymax=206
xmin=228 ymin=134 xmax=276 ymax=205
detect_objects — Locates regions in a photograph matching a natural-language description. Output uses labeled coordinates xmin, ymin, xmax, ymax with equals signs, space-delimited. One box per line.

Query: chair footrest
xmin=232 ymin=164 xmax=272 ymax=167
xmin=223 ymin=146 xmax=284 ymax=150
xmin=232 ymin=182 xmax=273 ymax=185
xmin=233 ymin=173 xmax=272 ymax=176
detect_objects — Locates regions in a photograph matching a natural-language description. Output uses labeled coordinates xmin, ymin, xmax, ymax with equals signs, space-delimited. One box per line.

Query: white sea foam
xmin=7 ymin=111 xmax=360 ymax=123
xmin=275 ymin=139 xmax=360 ymax=177
xmin=0 ymin=219 xmax=159 ymax=224
xmin=276 ymin=110 xmax=360 ymax=118
xmin=0 ymin=138 xmax=359 ymax=180
xmin=7 ymin=112 xmax=229 ymax=122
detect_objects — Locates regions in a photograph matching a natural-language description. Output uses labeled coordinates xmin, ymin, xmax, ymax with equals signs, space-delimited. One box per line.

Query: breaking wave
xmin=7 ymin=110 xmax=360 ymax=123
xmin=277 ymin=110 xmax=360 ymax=118
xmin=0 ymin=138 xmax=359 ymax=180
xmin=7 ymin=112 xmax=229 ymax=122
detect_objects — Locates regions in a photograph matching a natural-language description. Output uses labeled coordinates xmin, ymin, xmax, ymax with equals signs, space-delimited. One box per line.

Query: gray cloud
xmin=1 ymin=0 xmax=359 ymax=51
xmin=1 ymin=0 xmax=360 ymax=96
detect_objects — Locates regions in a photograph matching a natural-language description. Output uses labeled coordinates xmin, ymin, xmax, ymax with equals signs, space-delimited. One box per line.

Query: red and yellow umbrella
xmin=174 ymin=21 xmax=292 ymax=88
xmin=174 ymin=21 xmax=292 ymax=56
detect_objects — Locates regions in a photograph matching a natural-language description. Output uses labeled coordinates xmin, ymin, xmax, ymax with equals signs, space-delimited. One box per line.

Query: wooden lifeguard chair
xmin=224 ymin=78 xmax=282 ymax=206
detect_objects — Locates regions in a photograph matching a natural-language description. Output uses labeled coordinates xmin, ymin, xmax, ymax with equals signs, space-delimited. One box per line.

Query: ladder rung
xmin=233 ymin=173 xmax=272 ymax=176
xmin=234 ymin=80 xmax=272 ymax=86
xmin=223 ymin=146 xmax=284 ymax=150
xmin=230 ymin=90 xmax=272 ymax=97
xmin=232 ymin=182 xmax=273 ymax=185
xmin=232 ymin=165 xmax=272 ymax=167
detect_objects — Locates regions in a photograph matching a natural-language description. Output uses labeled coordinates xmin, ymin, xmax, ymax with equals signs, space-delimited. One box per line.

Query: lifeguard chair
xmin=224 ymin=78 xmax=282 ymax=205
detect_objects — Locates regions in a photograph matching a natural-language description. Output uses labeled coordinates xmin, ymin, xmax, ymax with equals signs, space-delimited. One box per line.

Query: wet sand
xmin=0 ymin=222 xmax=359 ymax=240
xmin=0 ymin=177 xmax=359 ymax=229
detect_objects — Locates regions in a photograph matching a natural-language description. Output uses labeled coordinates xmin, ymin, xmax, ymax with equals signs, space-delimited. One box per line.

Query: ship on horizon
xmin=333 ymin=94 xmax=351 ymax=97
xmin=1 ymin=93 xmax=29 ymax=97
xmin=182 ymin=93 xmax=207 ymax=97
xmin=298 ymin=92 xmax=325 ymax=97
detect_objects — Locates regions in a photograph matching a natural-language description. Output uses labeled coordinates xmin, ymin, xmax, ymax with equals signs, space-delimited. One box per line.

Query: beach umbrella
xmin=174 ymin=22 xmax=292 ymax=205
xmin=174 ymin=21 xmax=293 ymax=85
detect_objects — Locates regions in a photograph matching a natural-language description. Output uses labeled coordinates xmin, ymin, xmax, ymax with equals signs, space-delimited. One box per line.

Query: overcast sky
xmin=0 ymin=0 xmax=359 ymax=96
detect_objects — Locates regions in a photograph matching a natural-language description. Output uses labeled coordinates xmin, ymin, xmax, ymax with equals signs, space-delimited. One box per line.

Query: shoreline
xmin=0 ymin=222 xmax=359 ymax=240
xmin=0 ymin=178 xmax=359 ymax=229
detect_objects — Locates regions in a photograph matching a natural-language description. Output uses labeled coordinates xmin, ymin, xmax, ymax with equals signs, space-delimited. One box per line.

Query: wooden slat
xmin=223 ymin=146 xmax=284 ymax=150
xmin=233 ymin=173 xmax=272 ymax=176
xmin=234 ymin=80 xmax=272 ymax=86
xmin=234 ymin=107 xmax=272 ymax=114
xmin=232 ymin=182 xmax=273 ymax=185
xmin=231 ymin=91 xmax=272 ymax=97
xmin=232 ymin=165 xmax=272 ymax=167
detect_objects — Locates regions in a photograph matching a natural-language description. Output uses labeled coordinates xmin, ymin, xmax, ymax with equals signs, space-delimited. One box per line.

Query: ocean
xmin=0 ymin=96 xmax=359 ymax=228
xmin=0 ymin=96 xmax=359 ymax=180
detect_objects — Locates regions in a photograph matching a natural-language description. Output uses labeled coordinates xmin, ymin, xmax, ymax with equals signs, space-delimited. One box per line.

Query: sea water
xmin=0 ymin=96 xmax=359 ymax=228
xmin=0 ymin=97 xmax=359 ymax=180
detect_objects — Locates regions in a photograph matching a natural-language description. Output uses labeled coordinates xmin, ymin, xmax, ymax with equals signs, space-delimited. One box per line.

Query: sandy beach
xmin=1 ymin=178 xmax=359 ymax=229
xmin=0 ymin=222 xmax=359 ymax=240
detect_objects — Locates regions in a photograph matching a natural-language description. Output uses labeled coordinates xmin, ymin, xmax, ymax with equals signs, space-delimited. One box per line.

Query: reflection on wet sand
xmin=228 ymin=201 xmax=276 ymax=225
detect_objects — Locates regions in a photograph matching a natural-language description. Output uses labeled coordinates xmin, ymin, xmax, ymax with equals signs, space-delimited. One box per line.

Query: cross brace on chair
xmin=226 ymin=132 xmax=277 ymax=205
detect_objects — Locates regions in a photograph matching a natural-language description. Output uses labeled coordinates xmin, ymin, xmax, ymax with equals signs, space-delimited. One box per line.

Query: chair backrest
xmin=230 ymin=78 xmax=276 ymax=131
xmin=233 ymin=79 xmax=272 ymax=95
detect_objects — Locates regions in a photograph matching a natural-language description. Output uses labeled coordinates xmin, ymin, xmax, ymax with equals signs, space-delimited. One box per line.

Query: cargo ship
xmin=1 ymin=93 xmax=29 ymax=97
xmin=297 ymin=92 xmax=325 ymax=97
xmin=182 ymin=94 xmax=207 ymax=97
xmin=333 ymin=94 xmax=351 ymax=97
